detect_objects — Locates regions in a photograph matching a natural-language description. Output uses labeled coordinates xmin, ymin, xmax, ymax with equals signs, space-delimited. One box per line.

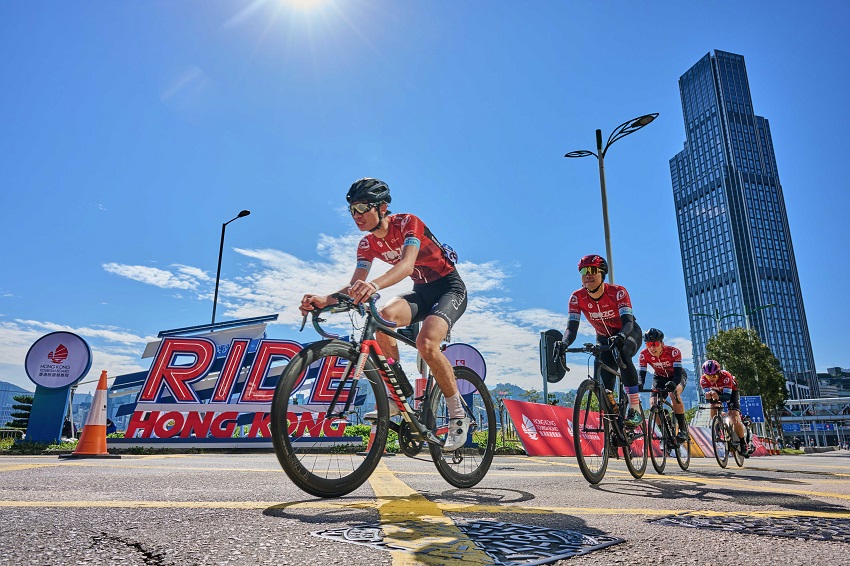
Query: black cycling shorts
xmin=652 ymin=373 xmax=688 ymax=395
xmin=400 ymin=269 xmax=467 ymax=329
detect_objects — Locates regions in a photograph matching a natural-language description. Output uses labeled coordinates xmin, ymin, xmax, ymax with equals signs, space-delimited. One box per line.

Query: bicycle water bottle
xmin=606 ymin=390 xmax=618 ymax=414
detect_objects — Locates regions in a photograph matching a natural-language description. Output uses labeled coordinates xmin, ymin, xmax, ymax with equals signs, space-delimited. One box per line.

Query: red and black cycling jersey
xmin=356 ymin=213 xmax=454 ymax=285
xmin=639 ymin=345 xmax=683 ymax=379
xmin=700 ymin=369 xmax=738 ymax=395
xmin=567 ymin=283 xmax=634 ymax=337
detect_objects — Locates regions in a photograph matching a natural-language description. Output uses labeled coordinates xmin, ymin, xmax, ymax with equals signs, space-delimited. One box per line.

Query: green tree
xmin=519 ymin=389 xmax=542 ymax=404
xmin=705 ymin=327 xmax=787 ymax=437
xmin=6 ymin=394 xmax=33 ymax=430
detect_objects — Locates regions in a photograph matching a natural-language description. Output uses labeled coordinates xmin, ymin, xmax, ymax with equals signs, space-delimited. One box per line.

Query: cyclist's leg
xmin=672 ymin=376 xmax=687 ymax=432
xmin=374 ymin=296 xmax=414 ymax=361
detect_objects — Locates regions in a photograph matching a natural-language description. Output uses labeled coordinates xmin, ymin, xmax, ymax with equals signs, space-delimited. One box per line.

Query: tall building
xmin=669 ymin=50 xmax=818 ymax=400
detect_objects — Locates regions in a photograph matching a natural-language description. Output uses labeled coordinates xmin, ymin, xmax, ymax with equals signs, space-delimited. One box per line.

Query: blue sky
xmin=2 ymin=1 xmax=849 ymax=396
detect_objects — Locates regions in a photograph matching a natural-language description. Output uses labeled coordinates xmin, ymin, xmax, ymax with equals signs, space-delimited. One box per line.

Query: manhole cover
xmin=650 ymin=513 xmax=850 ymax=543
xmin=313 ymin=519 xmax=623 ymax=565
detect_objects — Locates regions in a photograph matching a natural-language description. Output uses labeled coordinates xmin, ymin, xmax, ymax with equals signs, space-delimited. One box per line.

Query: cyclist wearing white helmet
xmin=300 ymin=178 xmax=469 ymax=451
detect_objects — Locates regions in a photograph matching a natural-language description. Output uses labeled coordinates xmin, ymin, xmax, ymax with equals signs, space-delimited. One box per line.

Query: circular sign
xmin=442 ymin=343 xmax=487 ymax=396
xmin=25 ymin=331 xmax=92 ymax=388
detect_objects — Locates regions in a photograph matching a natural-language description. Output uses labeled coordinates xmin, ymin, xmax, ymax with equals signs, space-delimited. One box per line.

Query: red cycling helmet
xmin=578 ymin=255 xmax=608 ymax=277
xmin=702 ymin=359 xmax=721 ymax=376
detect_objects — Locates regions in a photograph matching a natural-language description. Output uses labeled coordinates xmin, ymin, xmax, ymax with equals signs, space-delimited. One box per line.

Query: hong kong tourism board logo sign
xmin=25 ymin=331 xmax=92 ymax=388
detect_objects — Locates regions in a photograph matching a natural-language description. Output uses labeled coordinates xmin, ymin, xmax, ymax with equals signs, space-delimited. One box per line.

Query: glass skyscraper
xmin=670 ymin=50 xmax=818 ymax=400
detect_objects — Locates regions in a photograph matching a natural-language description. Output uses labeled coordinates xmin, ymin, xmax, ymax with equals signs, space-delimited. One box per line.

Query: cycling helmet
xmin=644 ymin=328 xmax=664 ymax=343
xmin=702 ymin=359 xmax=721 ymax=376
xmin=578 ymin=254 xmax=608 ymax=279
xmin=346 ymin=178 xmax=391 ymax=205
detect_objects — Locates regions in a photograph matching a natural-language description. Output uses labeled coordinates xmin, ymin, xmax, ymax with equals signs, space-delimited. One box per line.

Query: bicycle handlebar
xmin=299 ymin=292 xmax=398 ymax=339
xmin=561 ymin=342 xmax=626 ymax=369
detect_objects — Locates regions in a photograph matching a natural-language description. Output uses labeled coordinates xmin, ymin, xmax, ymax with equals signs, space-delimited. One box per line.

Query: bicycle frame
xmin=569 ymin=344 xmax=629 ymax=445
xmin=307 ymin=294 xmax=445 ymax=445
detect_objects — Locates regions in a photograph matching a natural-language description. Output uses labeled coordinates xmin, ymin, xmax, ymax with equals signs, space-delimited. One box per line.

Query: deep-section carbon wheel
xmin=427 ymin=366 xmax=496 ymax=488
xmin=648 ymin=406 xmax=667 ymax=474
xmin=710 ymin=415 xmax=729 ymax=469
xmin=271 ymin=340 xmax=388 ymax=497
xmin=623 ymin=402 xmax=648 ymax=479
xmin=573 ymin=379 xmax=609 ymax=484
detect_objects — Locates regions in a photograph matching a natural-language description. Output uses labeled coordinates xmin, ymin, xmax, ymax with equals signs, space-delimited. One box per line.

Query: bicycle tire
xmin=573 ymin=379 xmax=609 ymax=484
xmin=648 ymin=406 xmax=667 ymax=474
xmin=427 ymin=366 xmax=496 ymax=488
xmin=270 ymin=340 xmax=389 ymax=498
xmin=675 ymin=421 xmax=691 ymax=471
xmin=710 ymin=415 xmax=728 ymax=469
xmin=623 ymin=402 xmax=647 ymax=479
xmin=733 ymin=440 xmax=746 ymax=467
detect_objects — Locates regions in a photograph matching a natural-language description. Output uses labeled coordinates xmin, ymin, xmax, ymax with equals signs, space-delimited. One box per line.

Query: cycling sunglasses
xmin=579 ymin=266 xmax=601 ymax=275
xmin=349 ymin=202 xmax=378 ymax=215
xmin=646 ymin=341 xmax=662 ymax=348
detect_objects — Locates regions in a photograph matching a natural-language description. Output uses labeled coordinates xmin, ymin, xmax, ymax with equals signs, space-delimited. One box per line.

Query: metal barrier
xmin=0 ymin=429 xmax=24 ymax=440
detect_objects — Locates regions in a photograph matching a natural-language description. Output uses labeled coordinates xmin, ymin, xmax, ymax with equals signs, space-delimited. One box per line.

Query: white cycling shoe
xmin=364 ymin=404 xmax=401 ymax=421
xmin=442 ymin=417 xmax=470 ymax=451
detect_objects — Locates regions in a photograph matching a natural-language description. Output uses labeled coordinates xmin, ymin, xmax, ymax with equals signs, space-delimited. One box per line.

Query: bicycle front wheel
xmin=675 ymin=422 xmax=691 ymax=471
xmin=710 ymin=415 xmax=728 ymax=469
xmin=270 ymin=340 xmax=389 ymax=498
xmin=623 ymin=403 xmax=647 ymax=479
xmin=733 ymin=440 xmax=746 ymax=467
xmin=427 ymin=366 xmax=496 ymax=488
xmin=648 ymin=406 xmax=667 ymax=474
xmin=573 ymin=380 xmax=609 ymax=484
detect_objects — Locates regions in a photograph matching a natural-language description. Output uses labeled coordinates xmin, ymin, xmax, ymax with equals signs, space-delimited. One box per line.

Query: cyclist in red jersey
xmin=700 ymin=359 xmax=750 ymax=456
xmin=299 ymin=178 xmax=470 ymax=451
xmin=639 ymin=328 xmax=689 ymax=443
xmin=553 ymin=255 xmax=644 ymax=427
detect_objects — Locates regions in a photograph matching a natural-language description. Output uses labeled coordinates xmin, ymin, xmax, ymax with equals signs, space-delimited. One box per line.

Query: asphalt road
xmin=1 ymin=450 xmax=848 ymax=565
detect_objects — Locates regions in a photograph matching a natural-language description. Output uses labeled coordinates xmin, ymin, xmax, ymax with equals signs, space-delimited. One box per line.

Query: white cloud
xmin=92 ymin=234 xmax=695 ymax=392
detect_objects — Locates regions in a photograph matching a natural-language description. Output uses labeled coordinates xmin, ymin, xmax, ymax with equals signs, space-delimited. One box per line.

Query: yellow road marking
xmin=2 ymin=499 xmax=849 ymax=521
xmin=367 ymin=460 xmax=492 ymax=565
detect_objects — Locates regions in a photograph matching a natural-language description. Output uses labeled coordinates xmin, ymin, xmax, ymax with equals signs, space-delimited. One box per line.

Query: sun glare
xmin=282 ymin=0 xmax=328 ymax=11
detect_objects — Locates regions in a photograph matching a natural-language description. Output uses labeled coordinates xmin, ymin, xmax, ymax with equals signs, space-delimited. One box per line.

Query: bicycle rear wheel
xmin=271 ymin=340 xmax=389 ymax=498
xmin=710 ymin=415 xmax=728 ymax=469
xmin=733 ymin=440 xmax=746 ymax=467
xmin=648 ymin=406 xmax=667 ymax=474
xmin=623 ymin=403 xmax=647 ymax=479
xmin=427 ymin=366 xmax=496 ymax=488
xmin=675 ymin=422 xmax=691 ymax=471
xmin=573 ymin=380 xmax=609 ymax=484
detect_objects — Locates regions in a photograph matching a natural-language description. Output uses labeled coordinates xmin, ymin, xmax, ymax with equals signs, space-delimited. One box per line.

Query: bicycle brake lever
xmin=299 ymin=313 xmax=308 ymax=332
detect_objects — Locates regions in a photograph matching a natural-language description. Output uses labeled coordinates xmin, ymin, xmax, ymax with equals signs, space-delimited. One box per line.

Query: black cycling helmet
xmin=346 ymin=178 xmax=391 ymax=205
xmin=644 ymin=328 xmax=664 ymax=343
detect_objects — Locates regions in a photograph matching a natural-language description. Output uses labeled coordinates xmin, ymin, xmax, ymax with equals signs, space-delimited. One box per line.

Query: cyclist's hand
xmin=553 ymin=340 xmax=567 ymax=361
xmin=611 ymin=333 xmax=625 ymax=351
xmin=299 ymin=294 xmax=328 ymax=315
xmin=347 ymin=280 xmax=378 ymax=304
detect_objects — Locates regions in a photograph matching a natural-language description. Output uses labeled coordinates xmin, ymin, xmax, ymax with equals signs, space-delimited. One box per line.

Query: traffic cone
xmin=356 ymin=422 xmax=392 ymax=456
xmin=60 ymin=371 xmax=120 ymax=459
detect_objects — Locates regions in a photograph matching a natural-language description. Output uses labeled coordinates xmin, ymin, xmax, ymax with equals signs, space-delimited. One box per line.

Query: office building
xmin=669 ymin=50 xmax=818 ymax=399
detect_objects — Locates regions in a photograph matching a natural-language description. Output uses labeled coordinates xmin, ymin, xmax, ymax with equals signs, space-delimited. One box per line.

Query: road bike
xmin=270 ymin=292 xmax=496 ymax=498
xmin=646 ymin=383 xmax=691 ymax=473
xmin=708 ymin=402 xmax=753 ymax=468
xmin=561 ymin=343 xmax=648 ymax=484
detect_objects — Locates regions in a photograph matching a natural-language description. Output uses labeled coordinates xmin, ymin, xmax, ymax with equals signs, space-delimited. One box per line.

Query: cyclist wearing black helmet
xmin=639 ymin=328 xmax=689 ymax=443
xmin=300 ymin=178 xmax=470 ymax=451
xmin=553 ymin=254 xmax=644 ymax=427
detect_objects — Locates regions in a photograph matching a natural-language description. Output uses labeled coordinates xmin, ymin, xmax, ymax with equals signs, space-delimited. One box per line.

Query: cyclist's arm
xmin=673 ymin=366 xmax=685 ymax=381
xmin=368 ymin=242 xmax=418 ymax=290
xmin=562 ymin=319 xmax=579 ymax=346
xmin=617 ymin=313 xmax=636 ymax=339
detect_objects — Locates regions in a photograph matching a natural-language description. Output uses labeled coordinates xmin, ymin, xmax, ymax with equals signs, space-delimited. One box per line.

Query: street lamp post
xmin=692 ymin=308 xmax=743 ymax=335
xmin=212 ymin=210 xmax=251 ymax=324
xmin=742 ymin=303 xmax=776 ymax=333
xmin=565 ymin=113 xmax=658 ymax=284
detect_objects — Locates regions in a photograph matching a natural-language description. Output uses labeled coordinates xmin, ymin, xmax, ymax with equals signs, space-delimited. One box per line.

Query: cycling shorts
xmin=400 ymin=269 xmax=467 ymax=329
xmin=652 ymin=373 xmax=688 ymax=396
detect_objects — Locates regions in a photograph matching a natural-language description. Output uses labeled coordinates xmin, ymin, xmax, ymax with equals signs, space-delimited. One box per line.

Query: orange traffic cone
xmin=60 ymin=371 xmax=120 ymax=459
xmin=356 ymin=422 xmax=392 ymax=456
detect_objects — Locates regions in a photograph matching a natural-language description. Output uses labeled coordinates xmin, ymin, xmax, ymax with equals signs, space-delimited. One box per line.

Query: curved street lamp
xmin=212 ymin=209 xmax=251 ymax=324
xmin=564 ymin=113 xmax=659 ymax=284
